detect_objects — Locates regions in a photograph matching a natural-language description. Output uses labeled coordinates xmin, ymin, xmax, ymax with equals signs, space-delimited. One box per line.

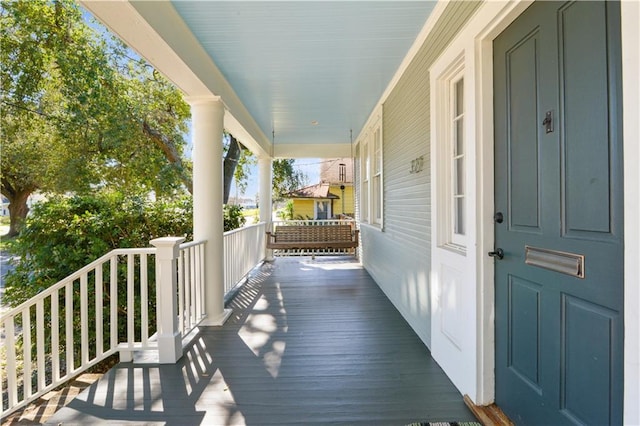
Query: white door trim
xmin=620 ymin=1 xmax=640 ymax=423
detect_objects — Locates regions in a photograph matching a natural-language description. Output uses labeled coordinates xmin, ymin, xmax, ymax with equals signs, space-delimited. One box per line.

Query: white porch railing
xmin=177 ymin=241 xmax=207 ymax=337
xmin=224 ymin=222 xmax=266 ymax=294
xmin=0 ymin=246 xmax=158 ymax=417
xmin=268 ymin=219 xmax=358 ymax=257
xmin=1 ymin=223 xmax=268 ymax=417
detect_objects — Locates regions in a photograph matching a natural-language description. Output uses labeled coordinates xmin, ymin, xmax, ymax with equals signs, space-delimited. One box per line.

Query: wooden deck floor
xmin=46 ymin=257 xmax=476 ymax=425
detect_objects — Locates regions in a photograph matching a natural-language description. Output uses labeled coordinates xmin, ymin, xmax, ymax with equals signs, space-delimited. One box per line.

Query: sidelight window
xmin=432 ymin=54 xmax=467 ymax=251
xmin=452 ymin=77 xmax=465 ymax=238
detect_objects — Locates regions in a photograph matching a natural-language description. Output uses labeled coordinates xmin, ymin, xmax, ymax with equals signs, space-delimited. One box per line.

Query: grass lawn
xmin=242 ymin=208 xmax=259 ymax=218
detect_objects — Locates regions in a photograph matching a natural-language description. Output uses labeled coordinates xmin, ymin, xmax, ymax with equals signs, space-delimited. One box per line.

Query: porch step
xmin=3 ymin=374 xmax=102 ymax=425
xmin=464 ymin=395 xmax=514 ymax=426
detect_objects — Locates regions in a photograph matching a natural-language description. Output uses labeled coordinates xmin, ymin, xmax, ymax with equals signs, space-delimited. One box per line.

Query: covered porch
xmin=2 ymin=0 xmax=638 ymax=424
xmin=46 ymin=257 xmax=476 ymax=425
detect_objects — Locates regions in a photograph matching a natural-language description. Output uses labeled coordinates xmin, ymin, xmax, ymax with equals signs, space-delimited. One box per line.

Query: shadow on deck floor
xmin=46 ymin=257 xmax=476 ymax=425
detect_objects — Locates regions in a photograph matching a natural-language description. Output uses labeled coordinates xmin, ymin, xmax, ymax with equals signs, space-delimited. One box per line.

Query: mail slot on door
xmin=524 ymin=246 xmax=585 ymax=279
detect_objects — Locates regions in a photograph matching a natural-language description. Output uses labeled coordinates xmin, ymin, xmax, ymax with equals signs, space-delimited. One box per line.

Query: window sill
xmin=439 ymin=242 xmax=466 ymax=256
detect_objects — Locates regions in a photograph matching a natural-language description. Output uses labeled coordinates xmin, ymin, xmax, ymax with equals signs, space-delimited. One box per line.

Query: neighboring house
xmin=287 ymin=159 xmax=354 ymax=219
xmin=67 ymin=1 xmax=640 ymax=424
xmin=0 ymin=193 xmax=47 ymax=217
xmin=1 ymin=196 xmax=9 ymax=217
xmin=286 ymin=183 xmax=339 ymax=220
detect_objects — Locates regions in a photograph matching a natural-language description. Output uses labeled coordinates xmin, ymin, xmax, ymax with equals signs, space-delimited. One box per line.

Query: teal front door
xmin=493 ymin=1 xmax=624 ymax=424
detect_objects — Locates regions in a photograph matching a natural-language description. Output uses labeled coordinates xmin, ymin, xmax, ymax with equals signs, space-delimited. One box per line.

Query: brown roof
xmin=287 ymin=183 xmax=340 ymax=199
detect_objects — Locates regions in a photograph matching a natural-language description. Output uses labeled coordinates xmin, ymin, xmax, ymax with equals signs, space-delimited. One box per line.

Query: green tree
xmin=1 ymin=0 xmax=306 ymax=239
xmin=273 ymin=159 xmax=307 ymax=201
xmin=1 ymin=0 xmax=191 ymax=236
xmin=223 ymin=204 xmax=246 ymax=231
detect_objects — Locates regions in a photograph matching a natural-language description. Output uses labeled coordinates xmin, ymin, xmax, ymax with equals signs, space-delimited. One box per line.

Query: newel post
xmin=151 ymin=236 xmax=186 ymax=364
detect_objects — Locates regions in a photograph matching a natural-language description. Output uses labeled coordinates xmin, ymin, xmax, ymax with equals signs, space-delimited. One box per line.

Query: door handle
xmin=488 ymin=248 xmax=504 ymax=260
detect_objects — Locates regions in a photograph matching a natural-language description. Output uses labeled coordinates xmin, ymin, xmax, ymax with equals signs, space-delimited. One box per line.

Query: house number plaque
xmin=410 ymin=156 xmax=425 ymax=174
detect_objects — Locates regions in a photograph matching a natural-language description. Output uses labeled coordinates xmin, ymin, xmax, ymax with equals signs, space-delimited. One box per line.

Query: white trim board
xmin=621 ymin=1 xmax=640 ymax=423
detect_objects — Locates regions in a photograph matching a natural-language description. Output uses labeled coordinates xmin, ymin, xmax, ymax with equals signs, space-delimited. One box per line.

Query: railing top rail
xmin=179 ymin=240 xmax=206 ymax=249
xmin=224 ymin=221 xmax=267 ymax=237
xmin=271 ymin=219 xmax=356 ymax=226
xmin=272 ymin=219 xmax=356 ymax=222
xmin=0 ymin=247 xmax=156 ymax=321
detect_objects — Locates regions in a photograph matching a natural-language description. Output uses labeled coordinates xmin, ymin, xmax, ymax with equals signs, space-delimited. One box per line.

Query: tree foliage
xmin=3 ymin=193 xmax=192 ymax=304
xmin=0 ymin=0 xmax=191 ymax=236
xmin=2 ymin=193 xmax=192 ymax=367
xmin=272 ymin=159 xmax=307 ymax=201
xmin=223 ymin=204 xmax=246 ymax=231
xmin=3 ymin=193 xmax=249 ymax=308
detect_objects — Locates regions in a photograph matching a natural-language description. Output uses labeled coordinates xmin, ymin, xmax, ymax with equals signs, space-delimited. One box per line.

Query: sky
xmin=229 ymin=158 xmax=321 ymax=202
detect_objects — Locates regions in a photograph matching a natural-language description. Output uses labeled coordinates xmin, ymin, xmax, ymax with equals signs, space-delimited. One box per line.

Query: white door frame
xmin=430 ymin=0 xmax=533 ymax=405
xmin=431 ymin=2 xmax=639 ymax=422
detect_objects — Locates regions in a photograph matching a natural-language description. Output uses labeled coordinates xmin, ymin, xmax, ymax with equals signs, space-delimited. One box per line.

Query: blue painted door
xmin=493 ymin=1 xmax=623 ymax=424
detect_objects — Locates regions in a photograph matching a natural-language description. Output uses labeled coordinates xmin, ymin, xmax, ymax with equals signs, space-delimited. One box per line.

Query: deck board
xmin=46 ymin=257 xmax=476 ymax=425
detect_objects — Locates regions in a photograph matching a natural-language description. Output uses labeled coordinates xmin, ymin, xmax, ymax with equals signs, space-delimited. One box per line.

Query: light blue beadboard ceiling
xmin=170 ymin=1 xmax=436 ymax=146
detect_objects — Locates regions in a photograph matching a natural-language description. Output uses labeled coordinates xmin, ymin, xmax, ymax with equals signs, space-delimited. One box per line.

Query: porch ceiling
xmin=81 ymin=1 xmax=437 ymax=158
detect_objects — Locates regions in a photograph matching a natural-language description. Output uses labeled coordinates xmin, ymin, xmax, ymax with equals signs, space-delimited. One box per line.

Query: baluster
xmin=22 ymin=307 xmax=31 ymax=398
xmin=80 ymin=273 xmax=89 ymax=366
xmin=65 ymin=282 xmax=74 ymax=375
xmin=51 ymin=288 xmax=60 ymax=382
xmin=36 ymin=299 xmax=45 ymax=391
xmin=5 ymin=317 xmax=17 ymax=408
xmin=110 ymin=256 xmax=118 ymax=350
xmin=123 ymin=253 xmax=135 ymax=361
xmin=141 ymin=253 xmax=148 ymax=345
xmin=188 ymin=246 xmax=195 ymax=327
xmin=95 ymin=265 xmax=103 ymax=357
xmin=194 ymin=246 xmax=201 ymax=323
xmin=178 ymin=249 xmax=185 ymax=334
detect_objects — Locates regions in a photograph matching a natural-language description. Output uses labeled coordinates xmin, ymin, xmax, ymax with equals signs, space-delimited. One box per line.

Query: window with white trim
xmin=433 ymin=56 xmax=467 ymax=250
xmin=361 ymin=137 xmax=369 ymax=222
xmin=357 ymin=112 xmax=384 ymax=227
xmin=373 ymin=126 xmax=382 ymax=224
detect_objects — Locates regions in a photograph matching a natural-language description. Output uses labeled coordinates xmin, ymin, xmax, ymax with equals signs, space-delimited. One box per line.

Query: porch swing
xmin=265 ymin=129 xmax=359 ymax=255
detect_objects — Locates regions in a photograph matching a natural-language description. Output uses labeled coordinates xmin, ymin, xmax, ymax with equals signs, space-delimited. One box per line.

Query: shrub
xmin=3 ymin=192 xmax=193 ymax=306
xmin=278 ymin=200 xmax=295 ymax=220
xmin=223 ymin=204 xmax=246 ymax=231
xmin=2 ymin=193 xmax=193 ymax=370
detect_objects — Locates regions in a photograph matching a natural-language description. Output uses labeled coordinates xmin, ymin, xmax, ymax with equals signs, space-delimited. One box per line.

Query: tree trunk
xmin=223 ymin=134 xmax=242 ymax=204
xmin=6 ymin=189 xmax=32 ymax=237
xmin=142 ymin=121 xmax=246 ymax=204
xmin=142 ymin=120 xmax=194 ymax=194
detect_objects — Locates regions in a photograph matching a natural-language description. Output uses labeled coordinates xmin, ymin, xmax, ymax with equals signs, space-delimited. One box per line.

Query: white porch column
xmin=258 ymin=156 xmax=274 ymax=261
xmin=190 ymin=97 xmax=231 ymax=326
